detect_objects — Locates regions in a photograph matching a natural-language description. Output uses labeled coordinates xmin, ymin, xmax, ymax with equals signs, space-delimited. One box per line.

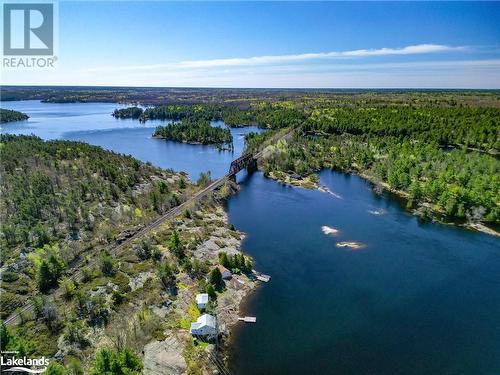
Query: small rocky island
xmin=0 ymin=108 xmax=29 ymax=123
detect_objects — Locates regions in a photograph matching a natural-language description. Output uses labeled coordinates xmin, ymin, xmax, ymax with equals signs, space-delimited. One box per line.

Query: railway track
xmin=4 ymin=127 xmax=295 ymax=327
xmin=4 ymin=176 xmax=229 ymax=326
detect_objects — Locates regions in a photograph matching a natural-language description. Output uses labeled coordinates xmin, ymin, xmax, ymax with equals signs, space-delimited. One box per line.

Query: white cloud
xmin=5 ymin=44 xmax=498 ymax=89
xmin=340 ymin=44 xmax=465 ymax=57
xmin=5 ymin=58 xmax=499 ymax=89
xmin=80 ymin=44 xmax=467 ymax=73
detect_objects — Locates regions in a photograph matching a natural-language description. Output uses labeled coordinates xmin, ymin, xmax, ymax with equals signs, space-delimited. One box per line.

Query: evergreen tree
xmin=38 ymin=260 xmax=53 ymax=292
xmin=89 ymin=347 xmax=142 ymax=375
xmin=209 ymin=268 xmax=223 ymax=290
xmin=100 ymin=252 xmax=115 ymax=276
xmin=168 ymin=230 xmax=184 ymax=259
xmin=218 ymin=252 xmax=230 ymax=268
xmin=44 ymin=362 xmax=68 ymax=375
xmin=205 ymin=284 xmax=216 ymax=299
xmin=0 ymin=321 xmax=11 ymax=350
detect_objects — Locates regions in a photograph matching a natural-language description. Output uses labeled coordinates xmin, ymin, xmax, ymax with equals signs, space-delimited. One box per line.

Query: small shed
xmin=218 ymin=265 xmax=232 ymax=280
xmin=189 ymin=314 xmax=217 ymax=337
xmin=196 ymin=293 xmax=209 ymax=310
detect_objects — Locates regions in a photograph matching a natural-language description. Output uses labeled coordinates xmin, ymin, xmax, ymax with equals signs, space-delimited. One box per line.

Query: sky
xmin=2 ymin=1 xmax=500 ymax=88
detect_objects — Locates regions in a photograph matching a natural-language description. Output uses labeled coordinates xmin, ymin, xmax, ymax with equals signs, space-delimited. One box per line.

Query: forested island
xmin=0 ymin=108 xmax=29 ymax=123
xmin=153 ymin=119 xmax=233 ymax=149
xmin=112 ymin=106 xmax=143 ymax=119
xmin=111 ymin=103 xmax=305 ymax=129
xmin=112 ymin=104 xmax=253 ymax=127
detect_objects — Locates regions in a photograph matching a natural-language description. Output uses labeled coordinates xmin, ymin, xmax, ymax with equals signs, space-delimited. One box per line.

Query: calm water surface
xmin=0 ymin=100 xmax=260 ymax=179
xmin=2 ymin=101 xmax=499 ymax=374
xmin=227 ymin=171 xmax=500 ymax=375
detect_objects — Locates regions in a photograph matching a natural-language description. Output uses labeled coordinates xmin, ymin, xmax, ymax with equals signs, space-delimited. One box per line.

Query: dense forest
xmin=112 ymin=106 xmax=143 ymax=119
xmin=141 ymin=104 xmax=221 ymax=122
xmin=114 ymin=103 xmax=306 ymax=130
xmin=303 ymin=107 xmax=499 ymax=152
xmin=0 ymin=136 xmax=249 ymax=374
xmin=115 ymin=104 xmax=253 ymax=127
xmin=0 ymin=135 xmax=188 ymax=318
xmin=249 ymin=105 xmax=500 ymax=225
xmin=0 ymin=108 xmax=29 ymax=123
xmin=153 ymin=119 xmax=233 ymax=147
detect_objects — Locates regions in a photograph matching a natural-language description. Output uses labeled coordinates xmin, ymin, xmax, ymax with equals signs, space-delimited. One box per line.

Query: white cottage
xmin=190 ymin=314 xmax=217 ymax=337
xmin=196 ymin=293 xmax=209 ymax=310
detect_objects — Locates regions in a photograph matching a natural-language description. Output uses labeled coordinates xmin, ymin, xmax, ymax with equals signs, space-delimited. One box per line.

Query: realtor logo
xmin=3 ymin=3 xmax=54 ymax=55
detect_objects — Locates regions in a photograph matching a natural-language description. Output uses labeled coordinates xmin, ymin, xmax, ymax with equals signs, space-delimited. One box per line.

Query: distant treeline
xmin=3 ymin=86 xmax=500 ymax=108
xmin=0 ymin=108 xmax=29 ymax=123
xmin=112 ymin=103 xmax=306 ymax=129
xmin=303 ymin=107 xmax=499 ymax=152
xmin=153 ymin=119 xmax=233 ymax=146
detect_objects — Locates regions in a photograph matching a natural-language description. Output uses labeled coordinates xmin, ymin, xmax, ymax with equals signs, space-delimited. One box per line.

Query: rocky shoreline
xmin=137 ymin=203 xmax=258 ymax=374
xmin=45 ymin=187 xmax=259 ymax=374
xmin=152 ymin=135 xmax=234 ymax=150
xmin=266 ymin=169 xmax=499 ymax=237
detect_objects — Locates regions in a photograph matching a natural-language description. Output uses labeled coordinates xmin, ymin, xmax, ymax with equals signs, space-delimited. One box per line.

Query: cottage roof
xmin=196 ymin=293 xmax=209 ymax=305
xmin=190 ymin=314 xmax=217 ymax=332
xmin=217 ymin=265 xmax=231 ymax=274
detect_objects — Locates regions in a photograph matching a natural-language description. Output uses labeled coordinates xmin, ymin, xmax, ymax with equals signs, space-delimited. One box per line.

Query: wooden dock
xmin=238 ymin=316 xmax=257 ymax=323
xmin=252 ymin=269 xmax=271 ymax=282
xmin=256 ymin=274 xmax=271 ymax=282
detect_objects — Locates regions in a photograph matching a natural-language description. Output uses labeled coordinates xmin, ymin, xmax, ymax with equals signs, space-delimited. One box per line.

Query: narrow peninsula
xmin=1 ymin=108 xmax=29 ymax=123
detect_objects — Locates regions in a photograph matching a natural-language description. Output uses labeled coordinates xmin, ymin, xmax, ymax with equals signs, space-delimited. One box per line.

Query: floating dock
xmin=252 ymin=270 xmax=271 ymax=282
xmin=238 ymin=316 xmax=257 ymax=323
xmin=256 ymin=274 xmax=271 ymax=282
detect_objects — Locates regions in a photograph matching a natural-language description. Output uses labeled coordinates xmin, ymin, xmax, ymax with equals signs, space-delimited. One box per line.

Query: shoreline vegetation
xmin=0 ymin=135 xmax=256 ymax=374
xmin=1 ymin=88 xmax=499 ymax=371
xmin=0 ymin=108 xmax=29 ymax=123
xmin=6 ymin=88 xmax=499 ymax=235
xmin=244 ymin=106 xmax=498 ymax=236
xmin=267 ymin=165 xmax=500 ymax=237
xmin=112 ymin=103 xmax=305 ymax=129
xmin=153 ymin=119 xmax=234 ymax=150
xmin=255 ymin=135 xmax=499 ymax=236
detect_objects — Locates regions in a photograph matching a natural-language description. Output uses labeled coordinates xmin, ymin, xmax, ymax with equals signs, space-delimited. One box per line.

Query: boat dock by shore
xmin=238 ymin=316 xmax=257 ymax=323
xmin=252 ymin=269 xmax=271 ymax=282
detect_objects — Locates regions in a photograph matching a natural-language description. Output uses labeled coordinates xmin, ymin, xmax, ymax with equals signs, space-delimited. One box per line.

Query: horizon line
xmin=1 ymin=84 xmax=499 ymax=91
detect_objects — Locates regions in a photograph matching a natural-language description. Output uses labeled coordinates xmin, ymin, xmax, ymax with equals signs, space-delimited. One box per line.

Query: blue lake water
xmin=2 ymin=100 xmax=499 ymax=374
xmin=0 ymin=100 xmax=260 ymax=179
xmin=228 ymin=171 xmax=500 ymax=375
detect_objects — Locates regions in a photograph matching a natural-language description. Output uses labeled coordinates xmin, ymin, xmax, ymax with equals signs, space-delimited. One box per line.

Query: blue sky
xmin=3 ymin=1 xmax=500 ymax=88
